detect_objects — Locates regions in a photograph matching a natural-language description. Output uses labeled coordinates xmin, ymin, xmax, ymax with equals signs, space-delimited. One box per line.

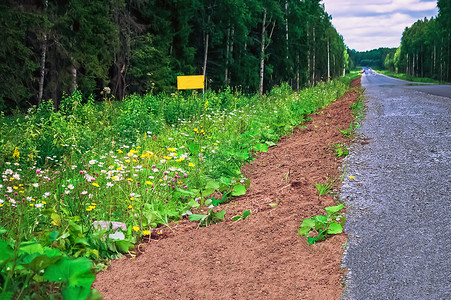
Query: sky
xmin=321 ymin=0 xmax=439 ymax=52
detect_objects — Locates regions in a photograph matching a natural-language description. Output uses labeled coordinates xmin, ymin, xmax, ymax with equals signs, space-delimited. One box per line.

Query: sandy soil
xmin=93 ymin=78 xmax=361 ymax=300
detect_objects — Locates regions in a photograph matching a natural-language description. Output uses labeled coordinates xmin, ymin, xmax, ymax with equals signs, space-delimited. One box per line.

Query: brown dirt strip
xmin=93 ymin=78 xmax=361 ymax=299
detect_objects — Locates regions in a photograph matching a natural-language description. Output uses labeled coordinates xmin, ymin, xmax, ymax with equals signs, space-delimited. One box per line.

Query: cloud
xmin=322 ymin=0 xmax=439 ymax=51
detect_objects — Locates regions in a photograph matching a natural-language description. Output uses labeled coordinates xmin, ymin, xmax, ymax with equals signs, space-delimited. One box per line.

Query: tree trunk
xmin=38 ymin=0 xmax=48 ymax=106
xmin=38 ymin=34 xmax=47 ymax=105
xmin=327 ymin=38 xmax=330 ymax=81
xmin=259 ymin=9 xmax=267 ymax=96
xmin=296 ymin=54 xmax=300 ymax=90
xmin=71 ymin=64 xmax=77 ymax=93
xmin=312 ymin=26 xmax=316 ymax=85
xmin=203 ymin=14 xmax=211 ymax=86
xmin=307 ymin=22 xmax=311 ymax=86
xmin=224 ymin=24 xmax=234 ymax=87
xmin=406 ymin=53 xmax=409 ymax=75
xmin=224 ymin=24 xmax=230 ymax=86
xmin=434 ymin=43 xmax=436 ymax=76
xmin=285 ymin=0 xmax=289 ymax=60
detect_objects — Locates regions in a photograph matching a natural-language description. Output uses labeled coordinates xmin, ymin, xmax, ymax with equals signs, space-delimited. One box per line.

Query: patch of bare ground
xmin=93 ymin=78 xmax=361 ymax=299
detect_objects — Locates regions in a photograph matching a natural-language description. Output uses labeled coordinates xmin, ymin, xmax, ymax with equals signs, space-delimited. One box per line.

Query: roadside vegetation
xmin=0 ymin=78 xmax=351 ymax=298
xmin=375 ymin=70 xmax=442 ymax=84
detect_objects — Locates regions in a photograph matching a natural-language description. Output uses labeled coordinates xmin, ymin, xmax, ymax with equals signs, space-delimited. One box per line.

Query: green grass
xmin=0 ymin=79 xmax=352 ymax=297
xmin=345 ymin=70 xmax=361 ymax=80
xmin=376 ymin=70 xmax=443 ymax=84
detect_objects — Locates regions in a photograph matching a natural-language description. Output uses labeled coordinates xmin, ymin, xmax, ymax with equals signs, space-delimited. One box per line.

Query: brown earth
xmin=93 ymin=78 xmax=361 ymax=300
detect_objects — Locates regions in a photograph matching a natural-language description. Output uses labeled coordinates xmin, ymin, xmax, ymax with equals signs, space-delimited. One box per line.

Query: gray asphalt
xmin=341 ymin=71 xmax=451 ymax=300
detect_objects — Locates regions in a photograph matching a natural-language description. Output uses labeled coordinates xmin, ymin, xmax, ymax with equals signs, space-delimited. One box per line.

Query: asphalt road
xmin=341 ymin=71 xmax=451 ymax=299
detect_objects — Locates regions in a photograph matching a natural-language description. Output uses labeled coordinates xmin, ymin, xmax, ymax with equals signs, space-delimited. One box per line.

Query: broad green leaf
xmin=205 ymin=180 xmax=220 ymax=191
xmin=215 ymin=210 xmax=226 ymax=219
xmin=219 ymin=176 xmax=232 ymax=186
xmin=327 ymin=222 xmax=343 ymax=235
xmin=265 ymin=141 xmax=277 ymax=147
xmin=231 ymin=185 xmax=246 ymax=196
xmin=269 ymin=203 xmax=278 ymax=207
xmin=232 ymin=215 xmax=242 ymax=221
xmin=87 ymin=289 xmax=104 ymax=300
xmin=115 ymin=240 xmax=134 ymax=253
xmin=242 ymin=210 xmax=251 ymax=219
xmin=23 ymin=255 xmax=62 ymax=273
xmin=253 ymin=143 xmax=268 ymax=152
xmin=298 ymin=227 xmax=310 ymax=236
xmin=19 ymin=241 xmax=43 ymax=256
xmin=49 ymin=231 xmax=60 ymax=242
xmin=0 ymin=239 xmax=13 ymax=264
xmin=189 ymin=214 xmax=207 ymax=221
xmin=300 ymin=218 xmax=315 ymax=229
xmin=0 ymin=227 xmax=7 ymax=234
xmin=236 ymin=151 xmax=249 ymax=160
xmin=63 ymin=286 xmax=91 ymax=300
xmin=44 ymin=257 xmax=95 ymax=288
xmin=324 ymin=204 xmax=344 ymax=214
xmin=313 ymin=215 xmax=327 ymax=225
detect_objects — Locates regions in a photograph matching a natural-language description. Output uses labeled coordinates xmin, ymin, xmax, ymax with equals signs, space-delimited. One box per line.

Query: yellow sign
xmin=177 ymin=75 xmax=205 ymax=90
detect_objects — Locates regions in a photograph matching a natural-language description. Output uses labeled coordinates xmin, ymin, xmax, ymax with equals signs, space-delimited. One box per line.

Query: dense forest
xmin=349 ymin=47 xmax=397 ymax=70
xmin=351 ymin=0 xmax=451 ymax=82
xmin=0 ymin=0 xmax=350 ymax=113
xmin=392 ymin=0 xmax=451 ymax=81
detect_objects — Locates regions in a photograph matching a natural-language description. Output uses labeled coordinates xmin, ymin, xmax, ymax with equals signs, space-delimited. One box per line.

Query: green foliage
xmin=0 ymin=78 xmax=350 ymax=298
xmin=231 ymin=210 xmax=251 ymax=221
xmin=189 ymin=210 xmax=226 ymax=227
xmin=333 ymin=144 xmax=349 ymax=157
xmin=0 ymin=232 xmax=99 ymax=299
xmin=338 ymin=123 xmax=360 ymax=138
xmin=298 ymin=204 xmax=346 ymax=244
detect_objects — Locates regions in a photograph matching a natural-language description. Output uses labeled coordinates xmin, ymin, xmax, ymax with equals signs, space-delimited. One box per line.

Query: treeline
xmin=0 ymin=0 xmax=349 ymax=113
xmin=349 ymin=48 xmax=396 ymax=70
xmin=354 ymin=0 xmax=450 ymax=81
xmin=390 ymin=0 xmax=450 ymax=82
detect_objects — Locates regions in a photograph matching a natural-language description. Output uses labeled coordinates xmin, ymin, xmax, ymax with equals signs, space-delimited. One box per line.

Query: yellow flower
xmin=142 ymin=230 xmax=151 ymax=236
xmin=164 ymin=156 xmax=172 ymax=160
xmin=146 ymin=181 xmax=153 ymax=185
xmin=116 ymin=149 xmax=123 ymax=153
xmin=128 ymin=205 xmax=133 ymax=209
xmin=188 ymin=163 xmax=195 ymax=167
xmin=117 ymin=166 xmax=123 ymax=171
xmin=126 ymin=178 xmax=133 ymax=181
xmin=92 ymin=182 xmax=99 ymax=187
xmin=29 ymin=203 xmax=34 ymax=207
xmin=132 ymin=226 xmax=140 ymax=232
xmin=194 ymin=128 xmax=199 ymax=133
xmin=111 ymin=176 xmax=119 ymax=180
xmin=13 ymin=147 xmax=20 ymax=160
xmin=13 ymin=186 xmax=18 ymax=190
xmin=130 ymin=197 xmax=134 ymax=201
xmin=168 ymin=147 xmax=176 ymax=152
xmin=348 ymin=175 xmax=355 ymax=179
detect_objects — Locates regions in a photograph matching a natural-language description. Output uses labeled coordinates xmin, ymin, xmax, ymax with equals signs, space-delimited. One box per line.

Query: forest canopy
xmin=0 ymin=0 xmax=350 ymax=113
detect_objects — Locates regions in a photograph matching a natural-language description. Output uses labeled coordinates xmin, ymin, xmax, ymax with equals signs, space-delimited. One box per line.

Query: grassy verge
xmin=345 ymin=70 xmax=362 ymax=80
xmin=0 ymin=79 xmax=351 ymax=298
xmin=376 ymin=70 xmax=444 ymax=84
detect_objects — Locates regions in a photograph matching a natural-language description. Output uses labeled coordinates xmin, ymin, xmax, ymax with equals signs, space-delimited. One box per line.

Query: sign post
xmin=177 ymin=75 xmax=205 ymax=98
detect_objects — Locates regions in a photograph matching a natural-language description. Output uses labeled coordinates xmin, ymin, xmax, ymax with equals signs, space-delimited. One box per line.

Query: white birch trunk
xmin=259 ymin=9 xmax=267 ymax=96
xmin=38 ymin=0 xmax=48 ymax=105
xmin=327 ymin=38 xmax=330 ymax=81
xmin=312 ymin=26 xmax=316 ymax=85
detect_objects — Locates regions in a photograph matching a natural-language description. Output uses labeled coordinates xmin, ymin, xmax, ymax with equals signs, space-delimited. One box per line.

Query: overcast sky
xmin=321 ymin=0 xmax=439 ymax=52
